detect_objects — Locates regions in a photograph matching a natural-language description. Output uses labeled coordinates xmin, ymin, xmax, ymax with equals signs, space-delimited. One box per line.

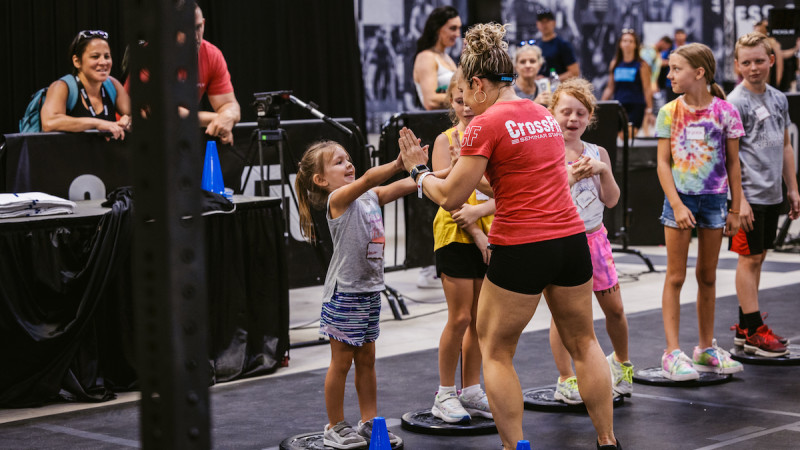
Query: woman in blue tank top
xmin=601 ymin=30 xmax=653 ymax=137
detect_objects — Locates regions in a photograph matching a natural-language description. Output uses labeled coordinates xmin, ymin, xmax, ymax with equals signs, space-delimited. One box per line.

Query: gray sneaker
xmin=607 ymin=352 xmax=634 ymax=397
xmin=357 ymin=419 xmax=402 ymax=447
xmin=553 ymin=376 xmax=583 ymax=405
xmin=459 ymin=388 xmax=493 ymax=419
xmin=322 ymin=421 xmax=367 ymax=449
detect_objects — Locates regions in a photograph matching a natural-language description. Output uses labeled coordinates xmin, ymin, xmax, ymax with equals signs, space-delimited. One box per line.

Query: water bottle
xmin=549 ymin=68 xmax=560 ymax=92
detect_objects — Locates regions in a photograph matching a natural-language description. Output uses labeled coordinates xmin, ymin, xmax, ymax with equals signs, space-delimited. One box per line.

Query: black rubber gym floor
xmin=1 ymin=283 xmax=798 ymax=449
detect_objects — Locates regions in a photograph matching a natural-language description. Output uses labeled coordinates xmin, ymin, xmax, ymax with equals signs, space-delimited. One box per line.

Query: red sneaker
xmin=760 ymin=313 xmax=789 ymax=345
xmin=731 ymin=324 xmax=747 ymax=347
xmin=744 ymin=325 xmax=789 ymax=357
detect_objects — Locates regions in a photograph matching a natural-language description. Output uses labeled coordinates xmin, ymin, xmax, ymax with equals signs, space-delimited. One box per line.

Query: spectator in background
xmin=513 ymin=43 xmax=551 ymax=106
xmin=126 ymin=3 xmax=242 ymax=145
xmin=193 ymin=3 xmax=240 ymax=144
xmin=535 ymin=8 xmax=580 ymax=81
xmin=660 ymin=29 xmax=689 ymax=103
xmin=754 ymin=19 xmax=800 ymax=92
xmin=601 ymin=29 xmax=654 ymax=138
xmin=41 ymin=30 xmax=131 ymax=140
xmin=413 ymin=6 xmax=461 ymax=111
xmin=656 ymin=35 xmax=674 ymax=98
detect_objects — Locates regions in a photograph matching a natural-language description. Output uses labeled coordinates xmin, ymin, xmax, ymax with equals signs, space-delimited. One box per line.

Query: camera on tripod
xmin=252 ymin=90 xmax=292 ymax=131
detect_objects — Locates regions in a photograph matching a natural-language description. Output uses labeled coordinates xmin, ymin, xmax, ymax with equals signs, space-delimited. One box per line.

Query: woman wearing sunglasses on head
xmin=601 ymin=29 xmax=653 ymax=138
xmin=41 ymin=30 xmax=131 ymax=140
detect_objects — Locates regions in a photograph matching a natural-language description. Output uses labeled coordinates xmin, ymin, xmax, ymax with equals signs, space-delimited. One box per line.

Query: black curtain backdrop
xmin=0 ymin=0 xmax=366 ymax=136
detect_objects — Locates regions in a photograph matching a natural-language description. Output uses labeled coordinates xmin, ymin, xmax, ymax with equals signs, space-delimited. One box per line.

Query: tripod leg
xmin=774 ymin=216 xmax=793 ymax=249
xmin=611 ymin=247 xmax=657 ymax=273
xmin=385 ymin=285 xmax=409 ymax=315
xmin=382 ymin=288 xmax=402 ymax=320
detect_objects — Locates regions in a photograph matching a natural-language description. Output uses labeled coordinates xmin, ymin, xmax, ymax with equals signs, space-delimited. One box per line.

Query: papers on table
xmin=0 ymin=192 xmax=76 ymax=218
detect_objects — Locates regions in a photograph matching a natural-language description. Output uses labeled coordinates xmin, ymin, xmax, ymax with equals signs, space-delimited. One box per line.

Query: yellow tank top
xmin=432 ymin=127 xmax=494 ymax=251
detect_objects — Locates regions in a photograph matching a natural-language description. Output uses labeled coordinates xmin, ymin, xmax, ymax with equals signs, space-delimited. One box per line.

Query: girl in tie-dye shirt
xmin=655 ymin=43 xmax=745 ymax=382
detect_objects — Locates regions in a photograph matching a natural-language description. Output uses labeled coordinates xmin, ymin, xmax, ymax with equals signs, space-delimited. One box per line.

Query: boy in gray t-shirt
xmin=727 ymin=32 xmax=800 ymax=357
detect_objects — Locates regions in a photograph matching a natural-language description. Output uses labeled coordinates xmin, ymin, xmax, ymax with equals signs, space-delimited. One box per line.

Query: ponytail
xmin=709 ymin=81 xmax=726 ymax=100
xmin=295 ymin=141 xmax=338 ymax=243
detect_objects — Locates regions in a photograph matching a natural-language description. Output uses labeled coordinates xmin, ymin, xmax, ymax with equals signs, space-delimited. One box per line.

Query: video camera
xmin=252 ymin=90 xmax=292 ymax=130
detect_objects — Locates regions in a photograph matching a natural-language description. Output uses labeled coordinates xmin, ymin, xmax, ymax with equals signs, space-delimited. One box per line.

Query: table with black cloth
xmin=0 ymin=194 xmax=289 ymax=408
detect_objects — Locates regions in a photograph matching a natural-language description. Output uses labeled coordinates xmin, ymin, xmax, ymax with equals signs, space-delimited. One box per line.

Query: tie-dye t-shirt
xmin=655 ymin=96 xmax=744 ymax=195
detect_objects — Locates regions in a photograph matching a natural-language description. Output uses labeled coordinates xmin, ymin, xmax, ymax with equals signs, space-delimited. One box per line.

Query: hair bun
xmin=464 ymin=23 xmax=509 ymax=55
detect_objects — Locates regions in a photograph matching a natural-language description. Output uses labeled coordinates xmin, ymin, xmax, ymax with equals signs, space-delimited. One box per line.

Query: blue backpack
xmin=19 ymin=74 xmax=117 ymax=133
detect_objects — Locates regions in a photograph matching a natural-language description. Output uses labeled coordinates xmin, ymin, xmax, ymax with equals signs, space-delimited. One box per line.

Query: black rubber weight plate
xmin=522 ymin=387 xmax=624 ymax=413
xmin=729 ymin=344 xmax=800 ymax=366
xmin=633 ymin=366 xmax=732 ymax=386
xmin=401 ymin=409 xmax=497 ymax=436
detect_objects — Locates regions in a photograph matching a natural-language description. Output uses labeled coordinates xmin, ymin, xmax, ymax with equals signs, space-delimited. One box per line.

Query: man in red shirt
xmin=194 ymin=3 xmax=240 ymax=144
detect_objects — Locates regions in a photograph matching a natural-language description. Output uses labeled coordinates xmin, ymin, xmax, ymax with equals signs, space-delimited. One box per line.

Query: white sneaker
xmin=459 ymin=388 xmax=493 ymax=419
xmin=607 ymin=352 xmax=634 ymax=397
xmin=553 ymin=376 xmax=583 ymax=405
xmin=431 ymin=391 xmax=470 ymax=423
xmin=323 ymin=421 xmax=367 ymax=449
xmin=416 ymin=265 xmax=441 ymax=289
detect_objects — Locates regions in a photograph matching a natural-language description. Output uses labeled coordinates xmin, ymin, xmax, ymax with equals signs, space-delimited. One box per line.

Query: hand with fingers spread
xmin=398 ymin=127 xmax=430 ymax=172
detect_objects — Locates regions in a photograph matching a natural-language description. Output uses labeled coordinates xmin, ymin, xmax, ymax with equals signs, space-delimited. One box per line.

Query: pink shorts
xmin=586 ymin=225 xmax=618 ymax=292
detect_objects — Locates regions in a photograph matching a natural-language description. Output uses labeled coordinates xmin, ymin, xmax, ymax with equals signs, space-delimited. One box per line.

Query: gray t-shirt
xmin=321 ymin=189 xmax=385 ymax=303
xmin=727 ymin=83 xmax=789 ymax=205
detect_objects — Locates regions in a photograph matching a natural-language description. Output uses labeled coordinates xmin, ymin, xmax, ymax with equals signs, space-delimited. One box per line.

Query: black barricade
xmin=1 ymin=118 xmax=368 ymax=289
xmin=378 ymin=110 xmax=452 ymax=270
xmin=582 ymin=101 xmax=665 ymax=246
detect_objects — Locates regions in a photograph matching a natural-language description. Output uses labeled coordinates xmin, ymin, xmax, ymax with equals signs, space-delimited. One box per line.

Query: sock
xmin=738 ymin=306 xmax=744 ymax=326
xmin=461 ymin=384 xmax=481 ymax=397
xmin=743 ymin=310 xmax=764 ymax=335
xmin=437 ymin=385 xmax=456 ymax=398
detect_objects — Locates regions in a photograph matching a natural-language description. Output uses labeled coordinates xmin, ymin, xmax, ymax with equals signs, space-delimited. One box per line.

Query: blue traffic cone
xmin=516 ymin=440 xmax=531 ymax=450
xmin=369 ymin=416 xmax=391 ymax=450
xmin=201 ymin=140 xmax=225 ymax=195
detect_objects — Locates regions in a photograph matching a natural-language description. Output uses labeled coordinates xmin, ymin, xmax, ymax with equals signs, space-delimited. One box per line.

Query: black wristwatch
xmin=409 ymin=164 xmax=430 ymax=180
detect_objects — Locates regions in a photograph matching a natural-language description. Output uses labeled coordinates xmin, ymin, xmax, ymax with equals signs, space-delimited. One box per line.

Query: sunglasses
xmin=519 ymin=39 xmax=537 ymax=46
xmin=621 ymin=28 xmax=636 ymax=35
xmin=79 ymin=30 xmax=109 ymax=41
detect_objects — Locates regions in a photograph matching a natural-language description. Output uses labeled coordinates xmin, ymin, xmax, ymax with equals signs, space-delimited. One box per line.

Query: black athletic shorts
xmin=435 ymin=242 xmax=488 ymax=279
xmin=622 ymin=102 xmax=645 ymax=129
xmin=729 ymin=203 xmax=780 ymax=255
xmin=486 ymin=232 xmax=593 ymax=295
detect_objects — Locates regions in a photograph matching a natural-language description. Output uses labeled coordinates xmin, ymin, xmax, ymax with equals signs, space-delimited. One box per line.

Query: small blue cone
xmin=201 ymin=140 xmax=225 ymax=196
xmin=369 ymin=417 xmax=391 ymax=450
xmin=516 ymin=440 xmax=531 ymax=450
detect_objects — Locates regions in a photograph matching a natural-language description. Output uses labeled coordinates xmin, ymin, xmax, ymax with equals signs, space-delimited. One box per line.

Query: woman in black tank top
xmin=41 ymin=30 xmax=131 ymax=140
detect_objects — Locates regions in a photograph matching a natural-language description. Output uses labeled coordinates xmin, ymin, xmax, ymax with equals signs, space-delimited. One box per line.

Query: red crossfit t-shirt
xmin=458 ymin=99 xmax=584 ymax=245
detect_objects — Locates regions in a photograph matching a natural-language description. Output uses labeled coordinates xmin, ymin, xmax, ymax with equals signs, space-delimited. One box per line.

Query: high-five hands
xmin=398 ymin=127 xmax=430 ymax=172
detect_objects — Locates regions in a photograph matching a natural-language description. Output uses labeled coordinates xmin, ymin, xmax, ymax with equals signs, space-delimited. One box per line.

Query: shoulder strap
xmin=103 ymin=78 xmax=117 ymax=105
xmin=60 ymin=74 xmax=79 ymax=111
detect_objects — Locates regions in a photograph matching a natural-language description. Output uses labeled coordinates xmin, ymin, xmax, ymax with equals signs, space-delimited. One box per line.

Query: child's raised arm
xmin=329 ymin=154 xmax=414 ymax=216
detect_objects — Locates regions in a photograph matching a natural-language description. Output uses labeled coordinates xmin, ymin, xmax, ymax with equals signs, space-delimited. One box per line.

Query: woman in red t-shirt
xmin=398 ymin=23 xmax=619 ymax=450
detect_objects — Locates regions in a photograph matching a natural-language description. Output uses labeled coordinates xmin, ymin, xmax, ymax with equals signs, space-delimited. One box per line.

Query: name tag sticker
xmin=686 ymin=126 xmax=705 ymax=140
xmin=367 ymin=241 xmax=384 ymax=259
xmin=755 ymin=106 xmax=771 ymax=121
